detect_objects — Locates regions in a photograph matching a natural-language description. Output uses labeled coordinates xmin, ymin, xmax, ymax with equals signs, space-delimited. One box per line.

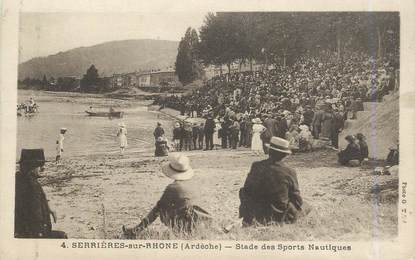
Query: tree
xmin=175 ymin=27 xmax=203 ymax=85
xmin=80 ymin=65 xmax=99 ymax=92
xmin=41 ymin=74 xmax=48 ymax=88
xmin=197 ymin=12 xmax=399 ymax=72
xmin=198 ymin=13 xmax=247 ymax=74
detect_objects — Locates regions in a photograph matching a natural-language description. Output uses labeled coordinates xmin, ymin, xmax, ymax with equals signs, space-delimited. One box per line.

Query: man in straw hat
xmin=239 ymin=137 xmax=310 ymax=226
xmin=56 ymin=127 xmax=67 ymax=162
xmin=122 ymin=154 xmax=211 ymax=238
xmin=15 ymin=149 xmax=67 ymax=238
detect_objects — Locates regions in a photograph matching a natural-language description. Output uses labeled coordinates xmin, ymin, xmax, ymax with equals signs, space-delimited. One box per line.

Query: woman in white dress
xmin=117 ymin=122 xmax=128 ymax=155
xmin=251 ymin=118 xmax=266 ymax=155
xmin=56 ymin=127 xmax=67 ymax=162
xmin=213 ymin=118 xmax=222 ymax=149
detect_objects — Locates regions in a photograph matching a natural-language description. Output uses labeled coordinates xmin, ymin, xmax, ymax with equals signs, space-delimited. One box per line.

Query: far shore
xmin=18 ymin=89 xmax=156 ymax=107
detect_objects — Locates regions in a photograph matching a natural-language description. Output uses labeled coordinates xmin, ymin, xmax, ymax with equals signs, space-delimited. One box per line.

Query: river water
xmin=17 ymin=90 xmax=173 ymax=159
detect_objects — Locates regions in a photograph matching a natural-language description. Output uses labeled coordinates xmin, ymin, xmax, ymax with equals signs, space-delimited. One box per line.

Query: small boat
xmin=85 ymin=110 xmax=124 ymax=118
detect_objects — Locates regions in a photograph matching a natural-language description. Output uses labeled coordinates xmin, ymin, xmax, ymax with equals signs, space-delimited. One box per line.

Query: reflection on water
xmin=17 ymin=91 xmax=172 ymax=159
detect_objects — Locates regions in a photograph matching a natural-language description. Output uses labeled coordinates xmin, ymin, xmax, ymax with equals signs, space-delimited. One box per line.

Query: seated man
xmin=356 ymin=133 xmax=369 ymax=161
xmin=15 ymin=149 xmax=67 ymax=238
xmin=239 ymin=137 xmax=310 ymax=226
xmin=154 ymin=135 xmax=169 ymax=157
xmin=338 ymin=135 xmax=361 ymax=166
xmin=122 ymin=154 xmax=212 ymax=238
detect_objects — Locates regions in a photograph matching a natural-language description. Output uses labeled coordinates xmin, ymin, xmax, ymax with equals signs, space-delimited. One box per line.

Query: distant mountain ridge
xmin=18 ymin=39 xmax=179 ymax=80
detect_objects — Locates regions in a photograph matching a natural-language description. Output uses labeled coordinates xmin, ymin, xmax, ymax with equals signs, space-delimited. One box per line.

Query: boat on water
xmin=85 ymin=110 xmax=124 ymax=118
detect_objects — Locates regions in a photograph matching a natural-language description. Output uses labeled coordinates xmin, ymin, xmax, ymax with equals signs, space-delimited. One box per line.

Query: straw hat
xmin=118 ymin=122 xmax=126 ymax=128
xmin=299 ymin=125 xmax=309 ymax=131
xmin=60 ymin=127 xmax=67 ymax=131
xmin=265 ymin=137 xmax=292 ymax=154
xmin=161 ymin=154 xmax=194 ymax=181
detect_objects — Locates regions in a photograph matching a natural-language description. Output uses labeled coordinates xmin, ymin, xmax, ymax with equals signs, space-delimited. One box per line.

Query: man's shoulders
xmin=271 ymin=162 xmax=297 ymax=176
xmin=250 ymin=159 xmax=269 ymax=169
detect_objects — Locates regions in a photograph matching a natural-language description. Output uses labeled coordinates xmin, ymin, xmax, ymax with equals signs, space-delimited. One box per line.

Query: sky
xmin=19 ymin=12 xmax=207 ymax=63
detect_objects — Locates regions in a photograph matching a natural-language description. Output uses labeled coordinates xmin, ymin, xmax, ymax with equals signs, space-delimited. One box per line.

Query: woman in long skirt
xmin=213 ymin=119 xmax=222 ymax=149
xmin=251 ymin=118 xmax=266 ymax=155
xmin=117 ymin=123 xmax=128 ymax=155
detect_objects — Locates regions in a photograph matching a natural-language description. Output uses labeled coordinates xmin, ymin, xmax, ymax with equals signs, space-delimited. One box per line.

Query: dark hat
xmin=18 ymin=149 xmax=46 ymax=166
xmin=356 ymin=133 xmax=365 ymax=140
xmin=345 ymin=135 xmax=355 ymax=142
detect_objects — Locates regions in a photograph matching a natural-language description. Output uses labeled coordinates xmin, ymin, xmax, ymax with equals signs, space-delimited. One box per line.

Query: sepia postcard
xmin=1 ymin=0 xmax=414 ymax=259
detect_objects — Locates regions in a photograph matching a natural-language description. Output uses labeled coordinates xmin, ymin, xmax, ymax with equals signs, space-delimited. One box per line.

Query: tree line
xmin=18 ymin=65 xmax=112 ymax=93
xmin=175 ymin=12 xmax=399 ymax=84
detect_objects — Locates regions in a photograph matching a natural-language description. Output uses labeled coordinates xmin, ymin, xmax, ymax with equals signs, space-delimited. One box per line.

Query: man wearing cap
xmin=122 ymin=154 xmax=211 ymax=237
xmin=239 ymin=137 xmax=308 ymax=226
xmin=56 ymin=128 xmax=67 ymax=162
xmin=15 ymin=149 xmax=67 ymax=238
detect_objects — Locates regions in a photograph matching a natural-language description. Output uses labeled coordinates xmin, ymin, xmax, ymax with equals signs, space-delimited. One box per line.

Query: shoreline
xmin=18 ymin=89 xmax=398 ymax=241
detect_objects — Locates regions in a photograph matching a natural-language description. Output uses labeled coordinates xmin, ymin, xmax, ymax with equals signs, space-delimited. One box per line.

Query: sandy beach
xmin=38 ymin=126 xmax=398 ymax=241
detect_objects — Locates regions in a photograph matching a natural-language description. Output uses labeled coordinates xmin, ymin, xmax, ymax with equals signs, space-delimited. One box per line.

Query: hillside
xmin=339 ymin=92 xmax=399 ymax=159
xmin=18 ymin=39 xmax=179 ymax=79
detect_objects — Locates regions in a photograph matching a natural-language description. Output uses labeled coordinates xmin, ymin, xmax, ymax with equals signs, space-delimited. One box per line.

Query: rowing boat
xmin=85 ymin=111 xmax=124 ymax=118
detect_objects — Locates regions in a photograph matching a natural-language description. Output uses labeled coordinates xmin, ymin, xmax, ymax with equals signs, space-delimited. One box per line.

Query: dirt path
xmin=40 ymin=147 xmax=398 ymax=241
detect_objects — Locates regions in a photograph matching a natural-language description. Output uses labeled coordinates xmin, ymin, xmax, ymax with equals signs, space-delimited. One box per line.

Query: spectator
xmin=356 ymin=133 xmax=369 ymax=161
xmin=192 ymin=123 xmax=200 ymax=150
xmin=338 ymin=135 xmax=361 ymax=166
xmin=204 ymin=114 xmax=215 ymax=150
xmin=198 ymin=123 xmax=205 ymax=150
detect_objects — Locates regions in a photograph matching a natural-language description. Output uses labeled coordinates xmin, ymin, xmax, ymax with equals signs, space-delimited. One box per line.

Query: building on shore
xmin=204 ymin=62 xmax=265 ymax=80
xmin=111 ymin=69 xmax=179 ymax=89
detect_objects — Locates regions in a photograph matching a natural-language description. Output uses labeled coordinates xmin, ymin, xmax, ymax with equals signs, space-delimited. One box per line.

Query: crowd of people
xmin=155 ymin=51 xmax=398 ymax=163
xmin=160 ymin=51 xmax=397 ymax=119
xmin=15 ymin=51 xmax=399 ymax=239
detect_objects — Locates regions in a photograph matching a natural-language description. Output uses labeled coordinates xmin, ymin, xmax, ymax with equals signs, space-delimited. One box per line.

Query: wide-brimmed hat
xmin=118 ymin=122 xmax=126 ymax=128
xmin=265 ymin=137 xmax=292 ymax=154
xmin=18 ymin=149 xmax=46 ymax=166
xmin=161 ymin=154 xmax=194 ymax=180
xmin=299 ymin=125 xmax=309 ymax=131
xmin=60 ymin=127 xmax=67 ymax=132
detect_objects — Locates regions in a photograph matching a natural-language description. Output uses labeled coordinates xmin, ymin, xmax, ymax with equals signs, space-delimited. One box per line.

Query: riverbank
xmin=19 ymin=90 xmax=398 ymax=240
xmin=40 ymin=145 xmax=398 ymax=240
xmin=19 ymin=89 xmax=155 ymax=107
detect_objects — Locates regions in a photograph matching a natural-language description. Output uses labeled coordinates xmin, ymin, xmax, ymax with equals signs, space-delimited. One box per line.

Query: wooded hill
xmin=18 ymin=39 xmax=179 ymax=80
